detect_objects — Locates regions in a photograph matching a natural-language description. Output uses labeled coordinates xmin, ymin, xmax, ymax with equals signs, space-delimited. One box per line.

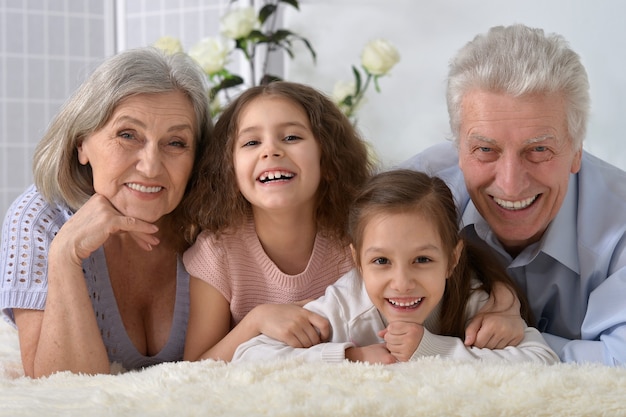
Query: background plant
xmin=154 ymin=0 xmax=399 ymax=121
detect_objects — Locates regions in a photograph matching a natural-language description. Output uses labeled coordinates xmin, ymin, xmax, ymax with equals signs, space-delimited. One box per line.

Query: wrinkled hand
xmin=51 ymin=193 xmax=160 ymax=264
xmin=465 ymin=281 xmax=526 ymax=349
xmin=464 ymin=312 xmax=526 ymax=349
xmin=252 ymin=303 xmax=330 ymax=348
xmin=345 ymin=344 xmax=397 ymax=365
xmin=379 ymin=321 xmax=423 ymax=362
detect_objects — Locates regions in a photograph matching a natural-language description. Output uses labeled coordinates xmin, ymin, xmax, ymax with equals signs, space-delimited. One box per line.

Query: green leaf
xmin=279 ymin=0 xmax=300 ymax=10
xmin=267 ymin=30 xmax=316 ymax=63
xmin=246 ymin=29 xmax=268 ymax=43
xmin=373 ymin=75 xmax=381 ymax=93
xmin=260 ymin=74 xmax=283 ymax=85
xmin=209 ymin=75 xmax=244 ymax=100
xmin=352 ymin=66 xmax=362 ymax=96
xmin=300 ymin=36 xmax=317 ymax=62
xmin=271 ymin=29 xmax=292 ymax=42
xmin=259 ymin=4 xmax=277 ymax=25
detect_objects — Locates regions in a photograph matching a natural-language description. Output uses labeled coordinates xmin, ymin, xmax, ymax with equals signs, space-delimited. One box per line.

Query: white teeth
xmin=493 ymin=195 xmax=537 ymax=210
xmin=258 ymin=170 xmax=295 ymax=182
xmin=127 ymin=183 xmax=162 ymax=193
xmin=388 ymin=298 xmax=423 ymax=307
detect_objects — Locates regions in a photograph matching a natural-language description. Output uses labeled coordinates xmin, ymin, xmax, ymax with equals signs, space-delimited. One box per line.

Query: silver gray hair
xmin=33 ymin=47 xmax=212 ymax=210
xmin=446 ymin=24 xmax=590 ymax=149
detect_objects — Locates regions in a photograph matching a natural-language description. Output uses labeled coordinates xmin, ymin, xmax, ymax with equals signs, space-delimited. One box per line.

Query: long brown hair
xmin=183 ymin=81 xmax=376 ymax=244
xmin=348 ymin=169 xmax=533 ymax=338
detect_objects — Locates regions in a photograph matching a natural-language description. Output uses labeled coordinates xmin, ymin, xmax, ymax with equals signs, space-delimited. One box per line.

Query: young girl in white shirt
xmin=233 ymin=169 xmax=559 ymax=364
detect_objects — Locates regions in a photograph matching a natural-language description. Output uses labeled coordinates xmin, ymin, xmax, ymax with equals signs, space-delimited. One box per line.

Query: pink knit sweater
xmin=183 ymin=218 xmax=354 ymax=324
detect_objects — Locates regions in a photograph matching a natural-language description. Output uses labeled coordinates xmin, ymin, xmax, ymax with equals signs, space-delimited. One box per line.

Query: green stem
xmin=346 ymin=73 xmax=372 ymax=119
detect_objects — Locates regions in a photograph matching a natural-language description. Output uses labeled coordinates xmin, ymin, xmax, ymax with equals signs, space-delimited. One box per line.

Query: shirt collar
xmin=461 ymin=173 xmax=580 ymax=274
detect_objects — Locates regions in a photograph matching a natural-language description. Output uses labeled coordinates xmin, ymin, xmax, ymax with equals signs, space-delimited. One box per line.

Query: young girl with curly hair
xmin=181 ymin=82 xmax=375 ymax=361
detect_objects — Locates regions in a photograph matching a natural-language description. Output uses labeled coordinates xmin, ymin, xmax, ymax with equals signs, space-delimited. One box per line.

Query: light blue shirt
xmin=401 ymin=141 xmax=626 ymax=366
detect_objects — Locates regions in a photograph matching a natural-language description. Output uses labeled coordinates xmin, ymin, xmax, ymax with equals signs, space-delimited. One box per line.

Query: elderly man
xmin=403 ymin=24 xmax=626 ymax=366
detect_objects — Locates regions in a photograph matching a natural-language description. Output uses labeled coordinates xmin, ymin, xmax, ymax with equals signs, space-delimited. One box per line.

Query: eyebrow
xmin=114 ymin=115 xmax=193 ymax=133
xmin=238 ymin=121 xmax=310 ymax=136
xmin=468 ymin=133 xmax=556 ymax=145
xmin=363 ymin=244 xmax=440 ymax=255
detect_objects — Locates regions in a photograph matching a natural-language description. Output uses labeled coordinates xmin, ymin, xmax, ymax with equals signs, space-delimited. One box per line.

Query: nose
xmin=494 ymin=152 xmax=529 ymax=197
xmin=135 ymin=142 xmax=163 ymax=178
xmin=389 ymin=267 xmax=416 ymax=293
xmin=261 ymin=140 xmax=284 ymax=159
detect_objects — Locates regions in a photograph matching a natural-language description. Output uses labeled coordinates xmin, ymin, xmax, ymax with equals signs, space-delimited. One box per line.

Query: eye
xmin=242 ymin=139 xmax=260 ymax=147
xmin=471 ymin=145 xmax=498 ymax=162
xmin=118 ymin=131 xmax=136 ymax=140
xmin=526 ymin=145 xmax=554 ymax=163
xmin=167 ymin=138 xmax=189 ymax=148
xmin=284 ymin=135 xmax=301 ymax=143
xmin=414 ymin=256 xmax=432 ymax=264
xmin=372 ymin=257 xmax=390 ymax=265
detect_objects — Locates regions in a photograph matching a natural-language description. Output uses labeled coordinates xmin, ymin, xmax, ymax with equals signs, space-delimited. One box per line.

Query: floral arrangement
xmin=153 ymin=0 xmax=400 ymax=122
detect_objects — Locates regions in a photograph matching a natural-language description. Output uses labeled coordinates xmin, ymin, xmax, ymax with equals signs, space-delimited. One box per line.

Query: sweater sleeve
xmin=412 ymin=290 xmax=560 ymax=364
xmin=0 ymin=186 xmax=68 ymax=325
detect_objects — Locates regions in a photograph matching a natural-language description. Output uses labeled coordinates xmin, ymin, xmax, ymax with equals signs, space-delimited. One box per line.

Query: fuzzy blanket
xmin=1 ymin=320 xmax=625 ymax=417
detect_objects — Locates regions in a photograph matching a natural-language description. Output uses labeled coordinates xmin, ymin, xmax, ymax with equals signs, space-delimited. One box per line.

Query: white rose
xmin=360 ymin=39 xmax=400 ymax=76
xmin=153 ymin=36 xmax=183 ymax=55
xmin=221 ymin=7 xmax=257 ymax=40
xmin=332 ymin=80 xmax=356 ymax=104
xmin=188 ymin=37 xmax=232 ymax=75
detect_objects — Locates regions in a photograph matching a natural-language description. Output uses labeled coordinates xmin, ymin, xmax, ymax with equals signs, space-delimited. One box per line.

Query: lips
xmin=493 ymin=195 xmax=538 ymax=210
xmin=257 ymin=170 xmax=295 ymax=183
xmin=387 ymin=297 xmax=423 ymax=309
xmin=126 ymin=183 xmax=163 ymax=193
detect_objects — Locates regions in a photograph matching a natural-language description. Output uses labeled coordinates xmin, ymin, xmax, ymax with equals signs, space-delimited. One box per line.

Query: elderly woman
xmin=0 ymin=47 xmax=212 ymax=377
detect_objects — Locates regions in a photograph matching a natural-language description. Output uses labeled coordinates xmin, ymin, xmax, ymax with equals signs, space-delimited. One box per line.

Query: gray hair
xmin=33 ymin=47 xmax=212 ymax=210
xmin=446 ymin=24 xmax=590 ymax=149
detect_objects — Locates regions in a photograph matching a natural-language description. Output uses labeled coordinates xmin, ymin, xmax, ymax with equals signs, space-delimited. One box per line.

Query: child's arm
xmin=234 ymin=270 xmax=396 ymax=364
xmin=184 ymin=277 xmax=332 ymax=362
xmin=414 ymin=326 xmax=559 ymax=364
xmin=464 ymin=281 xmax=526 ymax=348
xmin=413 ymin=290 xmax=559 ymax=364
xmin=183 ymin=277 xmax=232 ymax=361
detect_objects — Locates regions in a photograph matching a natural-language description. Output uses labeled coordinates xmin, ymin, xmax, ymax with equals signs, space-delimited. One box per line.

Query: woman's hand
xmin=52 ymin=193 xmax=160 ymax=264
xmin=21 ymin=193 xmax=161 ymax=377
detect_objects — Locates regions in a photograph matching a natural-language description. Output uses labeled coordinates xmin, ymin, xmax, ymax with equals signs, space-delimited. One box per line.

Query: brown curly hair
xmin=183 ymin=81 xmax=376 ymax=244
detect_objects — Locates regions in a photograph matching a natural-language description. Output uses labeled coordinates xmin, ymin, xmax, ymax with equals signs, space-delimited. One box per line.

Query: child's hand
xmin=252 ymin=303 xmax=330 ymax=348
xmin=345 ymin=344 xmax=397 ymax=364
xmin=464 ymin=282 xmax=525 ymax=348
xmin=378 ymin=321 xmax=423 ymax=362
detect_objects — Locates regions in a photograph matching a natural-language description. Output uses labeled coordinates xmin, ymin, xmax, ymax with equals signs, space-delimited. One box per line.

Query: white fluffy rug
xmin=1 ymin=320 xmax=625 ymax=416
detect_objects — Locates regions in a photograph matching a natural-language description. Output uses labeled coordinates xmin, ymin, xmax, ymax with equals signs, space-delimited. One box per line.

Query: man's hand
xmin=465 ymin=282 xmax=525 ymax=348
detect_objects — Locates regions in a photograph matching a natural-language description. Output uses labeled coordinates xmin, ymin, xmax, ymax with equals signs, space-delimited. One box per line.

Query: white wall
xmin=284 ymin=0 xmax=626 ymax=170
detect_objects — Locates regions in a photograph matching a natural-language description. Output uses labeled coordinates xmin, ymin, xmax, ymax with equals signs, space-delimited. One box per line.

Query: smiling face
xmin=356 ymin=210 xmax=459 ymax=325
xmin=457 ymin=90 xmax=582 ymax=256
xmin=233 ymin=96 xmax=322 ymax=216
xmin=77 ymin=91 xmax=196 ymax=224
